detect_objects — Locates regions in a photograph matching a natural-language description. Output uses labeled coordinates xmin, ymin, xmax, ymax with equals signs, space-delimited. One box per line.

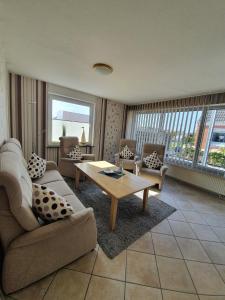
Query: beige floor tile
xmin=201 ymin=241 xmax=225 ymax=265
xmin=10 ymin=273 xmax=54 ymax=300
xmin=152 ymin=233 xmax=182 ymax=259
xmin=93 ymin=248 xmax=126 ymax=281
xmin=168 ymin=210 xmax=186 ymax=222
xmin=162 ymin=290 xmax=199 ymax=300
xmin=215 ymin=264 xmax=225 ymax=281
xmin=169 ymin=220 xmax=196 ymax=239
xmin=201 ymin=214 xmax=225 ymax=227
xmin=190 ymin=224 xmax=220 ymax=242
xmin=128 ymin=232 xmax=154 ymax=254
xmin=151 ymin=219 xmax=173 ymax=235
xmin=156 ymin=256 xmax=195 ymax=293
xmin=126 ymin=250 xmax=160 ymax=287
xmin=199 ymin=296 xmax=225 ymax=300
xmin=176 ymin=237 xmax=211 ymax=262
xmin=125 ymin=283 xmax=162 ymax=300
xmin=86 ymin=276 xmax=124 ymax=300
xmin=182 ymin=210 xmax=207 ymax=225
xmin=66 ymin=247 xmax=98 ymax=273
xmin=44 ymin=269 xmax=90 ymax=300
xmin=212 ymin=227 xmax=225 ymax=242
xmin=186 ymin=261 xmax=225 ymax=295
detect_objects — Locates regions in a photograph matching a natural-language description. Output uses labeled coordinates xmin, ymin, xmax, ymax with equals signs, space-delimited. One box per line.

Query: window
xmin=198 ymin=108 xmax=225 ymax=171
xmin=48 ymin=94 xmax=94 ymax=145
xmin=130 ymin=105 xmax=225 ymax=176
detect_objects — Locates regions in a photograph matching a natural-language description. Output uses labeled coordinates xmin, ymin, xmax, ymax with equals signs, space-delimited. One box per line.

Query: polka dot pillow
xmin=143 ymin=151 xmax=163 ymax=170
xmin=32 ymin=184 xmax=74 ymax=221
xmin=27 ymin=153 xmax=46 ymax=179
xmin=67 ymin=145 xmax=82 ymax=160
xmin=120 ymin=145 xmax=135 ymax=159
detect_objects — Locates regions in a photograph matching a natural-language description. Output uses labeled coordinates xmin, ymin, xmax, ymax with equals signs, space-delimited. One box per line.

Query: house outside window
xmin=48 ymin=94 xmax=94 ymax=145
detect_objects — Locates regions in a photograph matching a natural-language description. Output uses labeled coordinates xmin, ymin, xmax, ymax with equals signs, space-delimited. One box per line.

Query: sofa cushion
xmin=34 ymin=170 xmax=64 ymax=185
xmin=32 ymin=184 xmax=74 ymax=221
xmin=27 ymin=153 xmax=46 ymax=179
xmin=64 ymin=194 xmax=85 ymax=211
xmin=42 ymin=180 xmax=74 ymax=197
xmin=0 ymin=152 xmax=40 ymax=231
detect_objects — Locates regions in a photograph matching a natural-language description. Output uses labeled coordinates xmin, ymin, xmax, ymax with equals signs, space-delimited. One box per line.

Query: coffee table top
xmin=75 ymin=161 xmax=154 ymax=199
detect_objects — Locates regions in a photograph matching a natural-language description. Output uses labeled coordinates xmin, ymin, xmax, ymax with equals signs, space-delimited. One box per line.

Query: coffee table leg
xmin=143 ymin=188 xmax=149 ymax=211
xmin=75 ymin=167 xmax=80 ymax=189
xmin=110 ymin=197 xmax=118 ymax=231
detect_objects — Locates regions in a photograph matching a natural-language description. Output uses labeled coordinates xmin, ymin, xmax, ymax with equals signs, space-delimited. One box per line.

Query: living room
xmin=1 ymin=1 xmax=225 ymax=299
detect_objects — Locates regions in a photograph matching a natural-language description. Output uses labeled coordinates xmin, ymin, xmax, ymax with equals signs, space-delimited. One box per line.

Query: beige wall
xmin=167 ymin=164 xmax=225 ymax=196
xmin=0 ymin=61 xmax=9 ymax=145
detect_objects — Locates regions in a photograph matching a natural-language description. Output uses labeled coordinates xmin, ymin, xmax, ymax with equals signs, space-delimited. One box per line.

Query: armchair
xmin=59 ymin=136 xmax=95 ymax=178
xmin=115 ymin=139 xmax=138 ymax=172
xmin=136 ymin=143 xmax=168 ymax=190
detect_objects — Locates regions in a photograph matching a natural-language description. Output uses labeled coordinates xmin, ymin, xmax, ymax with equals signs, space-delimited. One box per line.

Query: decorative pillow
xmin=120 ymin=145 xmax=135 ymax=159
xmin=67 ymin=145 xmax=82 ymax=160
xmin=32 ymin=184 xmax=74 ymax=221
xmin=143 ymin=151 xmax=163 ymax=169
xmin=27 ymin=153 xmax=46 ymax=179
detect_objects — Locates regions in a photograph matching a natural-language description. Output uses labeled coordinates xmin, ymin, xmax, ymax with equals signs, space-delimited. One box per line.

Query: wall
xmin=0 ymin=61 xmax=9 ymax=145
xmin=103 ymin=100 xmax=125 ymax=162
xmin=167 ymin=165 xmax=225 ymax=196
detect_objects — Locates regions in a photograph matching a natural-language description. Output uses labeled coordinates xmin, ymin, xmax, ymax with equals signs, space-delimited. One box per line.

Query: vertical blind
xmin=127 ymin=93 xmax=225 ymax=176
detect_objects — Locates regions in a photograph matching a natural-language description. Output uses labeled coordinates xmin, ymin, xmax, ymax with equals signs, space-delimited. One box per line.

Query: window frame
xmin=47 ymin=93 xmax=95 ymax=146
xmin=130 ymin=104 xmax=225 ymax=177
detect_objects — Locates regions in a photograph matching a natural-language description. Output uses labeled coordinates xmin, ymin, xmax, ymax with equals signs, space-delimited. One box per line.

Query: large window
xmin=130 ymin=105 xmax=225 ymax=175
xmin=48 ymin=94 xmax=94 ymax=145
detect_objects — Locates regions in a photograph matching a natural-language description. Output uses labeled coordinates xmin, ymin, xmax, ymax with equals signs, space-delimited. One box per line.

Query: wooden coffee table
xmin=74 ymin=161 xmax=154 ymax=231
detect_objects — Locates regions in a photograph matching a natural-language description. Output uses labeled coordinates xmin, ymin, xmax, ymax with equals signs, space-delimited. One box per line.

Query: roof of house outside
xmin=54 ymin=111 xmax=89 ymax=123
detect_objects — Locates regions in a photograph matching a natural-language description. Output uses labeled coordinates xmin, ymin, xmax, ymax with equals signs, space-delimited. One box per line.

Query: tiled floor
xmin=2 ymin=177 xmax=225 ymax=300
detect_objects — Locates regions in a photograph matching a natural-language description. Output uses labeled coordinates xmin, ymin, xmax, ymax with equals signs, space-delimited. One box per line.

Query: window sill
xmin=166 ymin=159 xmax=225 ymax=179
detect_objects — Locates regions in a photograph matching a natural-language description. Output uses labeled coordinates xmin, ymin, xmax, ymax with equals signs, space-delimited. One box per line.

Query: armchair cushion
xmin=67 ymin=145 xmax=82 ymax=160
xmin=120 ymin=145 xmax=135 ymax=159
xmin=143 ymin=151 xmax=163 ymax=170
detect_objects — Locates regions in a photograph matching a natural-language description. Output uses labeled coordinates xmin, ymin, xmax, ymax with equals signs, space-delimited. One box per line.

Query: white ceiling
xmin=1 ymin=0 xmax=225 ymax=104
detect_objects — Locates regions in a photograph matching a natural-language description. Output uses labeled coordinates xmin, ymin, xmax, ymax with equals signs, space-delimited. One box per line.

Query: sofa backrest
xmin=59 ymin=136 xmax=79 ymax=158
xmin=0 ymin=139 xmax=40 ymax=251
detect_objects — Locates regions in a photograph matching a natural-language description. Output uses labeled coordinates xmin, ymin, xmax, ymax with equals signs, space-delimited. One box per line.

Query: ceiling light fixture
xmin=93 ymin=63 xmax=113 ymax=75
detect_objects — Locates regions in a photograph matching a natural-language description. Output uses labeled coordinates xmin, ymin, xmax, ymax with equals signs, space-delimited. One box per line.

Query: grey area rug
xmin=65 ymin=178 xmax=176 ymax=258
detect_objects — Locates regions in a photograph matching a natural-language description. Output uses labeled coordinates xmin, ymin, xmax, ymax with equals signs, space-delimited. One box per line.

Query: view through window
xmin=48 ymin=95 xmax=93 ymax=144
xmin=130 ymin=105 xmax=225 ymax=174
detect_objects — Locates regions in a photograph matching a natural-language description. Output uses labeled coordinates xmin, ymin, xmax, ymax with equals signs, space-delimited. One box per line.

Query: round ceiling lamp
xmin=93 ymin=63 xmax=113 ymax=75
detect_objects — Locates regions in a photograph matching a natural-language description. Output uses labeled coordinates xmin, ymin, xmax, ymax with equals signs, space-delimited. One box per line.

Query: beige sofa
xmin=0 ymin=138 xmax=97 ymax=294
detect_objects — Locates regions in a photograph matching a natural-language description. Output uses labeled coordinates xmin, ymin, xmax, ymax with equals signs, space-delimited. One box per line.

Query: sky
xmin=52 ymin=99 xmax=90 ymax=118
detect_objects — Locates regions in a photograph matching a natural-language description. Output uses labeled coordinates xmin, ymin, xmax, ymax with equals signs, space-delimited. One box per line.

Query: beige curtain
xmin=93 ymin=98 xmax=107 ymax=160
xmin=9 ymin=73 xmax=47 ymax=160
xmin=127 ymin=92 xmax=225 ymax=111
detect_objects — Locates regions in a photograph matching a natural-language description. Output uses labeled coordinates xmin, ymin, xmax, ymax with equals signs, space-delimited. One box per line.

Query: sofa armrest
xmin=3 ymin=208 xmax=97 ymax=294
xmin=46 ymin=161 xmax=58 ymax=171
xmin=160 ymin=165 xmax=168 ymax=177
xmin=9 ymin=208 xmax=94 ymax=249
